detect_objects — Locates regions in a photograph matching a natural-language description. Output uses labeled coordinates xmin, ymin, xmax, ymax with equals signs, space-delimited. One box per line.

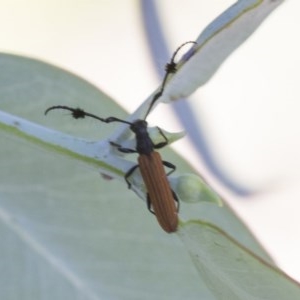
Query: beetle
xmin=45 ymin=41 xmax=196 ymax=233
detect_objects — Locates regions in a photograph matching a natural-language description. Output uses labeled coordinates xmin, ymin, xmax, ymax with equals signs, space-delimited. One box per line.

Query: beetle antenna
xmin=144 ymin=41 xmax=197 ymax=119
xmin=45 ymin=105 xmax=133 ymax=126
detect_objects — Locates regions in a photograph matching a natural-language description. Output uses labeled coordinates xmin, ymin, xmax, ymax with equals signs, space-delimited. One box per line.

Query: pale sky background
xmin=1 ymin=0 xmax=300 ymax=282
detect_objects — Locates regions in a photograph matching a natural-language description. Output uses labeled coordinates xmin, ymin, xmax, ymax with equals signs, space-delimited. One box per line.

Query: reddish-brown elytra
xmin=45 ymin=41 xmax=196 ymax=233
xmin=138 ymin=151 xmax=178 ymax=232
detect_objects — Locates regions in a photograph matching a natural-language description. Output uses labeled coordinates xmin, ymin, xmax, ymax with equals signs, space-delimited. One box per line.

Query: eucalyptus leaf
xmin=1 ymin=48 xmax=299 ymax=299
xmin=179 ymin=220 xmax=300 ymax=300
xmin=0 ymin=54 xmax=215 ymax=299
xmin=158 ymin=0 xmax=286 ymax=102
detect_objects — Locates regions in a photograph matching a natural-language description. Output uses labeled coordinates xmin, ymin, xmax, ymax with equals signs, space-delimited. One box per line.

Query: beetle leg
xmin=110 ymin=141 xmax=137 ymax=154
xmin=172 ymin=190 xmax=180 ymax=212
xmin=162 ymin=160 xmax=176 ymax=176
xmin=124 ymin=164 xmax=139 ymax=189
xmin=146 ymin=194 xmax=155 ymax=214
xmin=153 ymin=127 xmax=169 ymax=149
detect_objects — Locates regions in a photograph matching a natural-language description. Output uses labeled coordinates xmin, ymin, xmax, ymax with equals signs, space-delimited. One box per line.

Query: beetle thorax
xmin=130 ymin=119 xmax=153 ymax=155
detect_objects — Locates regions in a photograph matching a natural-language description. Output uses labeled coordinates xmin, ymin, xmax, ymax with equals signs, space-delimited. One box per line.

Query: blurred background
xmin=0 ymin=0 xmax=299 ymax=282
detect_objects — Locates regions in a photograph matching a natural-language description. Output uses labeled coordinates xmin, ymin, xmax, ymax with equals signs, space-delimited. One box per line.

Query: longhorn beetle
xmin=45 ymin=41 xmax=196 ymax=233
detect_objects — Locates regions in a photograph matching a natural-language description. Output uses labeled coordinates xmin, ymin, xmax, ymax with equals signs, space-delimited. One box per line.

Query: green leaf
xmin=0 ymin=53 xmax=214 ymax=299
xmin=159 ymin=0 xmax=286 ymax=102
xmin=179 ymin=220 xmax=300 ymax=300
xmin=0 ymin=53 xmax=299 ymax=299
